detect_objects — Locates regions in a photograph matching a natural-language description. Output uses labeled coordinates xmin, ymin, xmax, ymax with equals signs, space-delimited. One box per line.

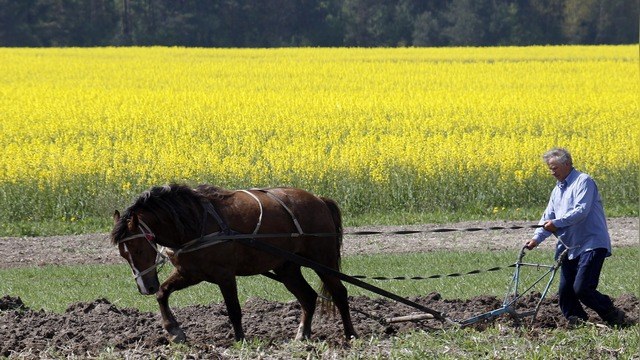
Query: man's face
xmin=546 ymin=159 xmax=572 ymax=182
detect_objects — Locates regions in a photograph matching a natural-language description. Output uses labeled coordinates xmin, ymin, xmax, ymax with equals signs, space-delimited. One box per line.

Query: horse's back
xmin=270 ymin=188 xmax=343 ymax=265
xmin=264 ymin=187 xmax=339 ymax=234
xmin=183 ymin=185 xmax=343 ymax=275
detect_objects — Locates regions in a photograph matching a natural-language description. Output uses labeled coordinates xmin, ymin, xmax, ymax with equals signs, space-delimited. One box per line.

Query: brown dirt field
xmin=0 ymin=218 xmax=638 ymax=358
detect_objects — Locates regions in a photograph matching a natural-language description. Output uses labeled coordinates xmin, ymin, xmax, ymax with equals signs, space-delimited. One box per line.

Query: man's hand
xmin=543 ymin=220 xmax=557 ymax=233
xmin=524 ymin=239 xmax=538 ymax=250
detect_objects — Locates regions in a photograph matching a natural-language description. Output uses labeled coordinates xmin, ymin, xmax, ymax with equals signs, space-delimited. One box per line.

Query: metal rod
xmin=457 ymin=247 xmax=565 ymax=327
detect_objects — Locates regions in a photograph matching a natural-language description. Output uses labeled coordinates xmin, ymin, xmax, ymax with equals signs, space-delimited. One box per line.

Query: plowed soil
xmin=1 ymin=218 xmax=638 ymax=359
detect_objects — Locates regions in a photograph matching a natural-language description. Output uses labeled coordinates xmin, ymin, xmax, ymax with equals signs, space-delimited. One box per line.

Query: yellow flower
xmin=0 ymin=46 xmax=636 ymax=219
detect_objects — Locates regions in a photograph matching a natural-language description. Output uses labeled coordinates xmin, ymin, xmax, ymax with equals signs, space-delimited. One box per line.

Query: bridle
xmin=115 ymin=200 xmax=228 ymax=281
xmin=117 ymin=218 xmax=168 ymax=280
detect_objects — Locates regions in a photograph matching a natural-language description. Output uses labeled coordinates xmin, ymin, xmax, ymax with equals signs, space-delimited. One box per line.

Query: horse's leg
xmin=274 ymin=262 xmax=318 ymax=340
xmin=156 ymin=269 xmax=199 ymax=343
xmin=316 ymin=273 xmax=358 ymax=341
xmin=218 ymin=276 xmax=245 ymax=341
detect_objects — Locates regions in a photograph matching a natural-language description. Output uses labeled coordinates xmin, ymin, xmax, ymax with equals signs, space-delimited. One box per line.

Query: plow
xmin=143 ymin=213 xmax=566 ymax=329
xmin=164 ymin=220 xmax=566 ymax=328
xmin=235 ymin=233 xmax=567 ymax=328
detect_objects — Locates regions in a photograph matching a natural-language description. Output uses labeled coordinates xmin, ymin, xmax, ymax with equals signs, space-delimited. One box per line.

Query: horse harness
xmin=117 ymin=188 xmax=330 ymax=279
xmin=171 ymin=188 xmax=308 ymax=255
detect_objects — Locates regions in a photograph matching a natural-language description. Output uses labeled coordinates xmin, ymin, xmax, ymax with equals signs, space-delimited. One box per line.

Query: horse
xmin=111 ymin=183 xmax=357 ymax=343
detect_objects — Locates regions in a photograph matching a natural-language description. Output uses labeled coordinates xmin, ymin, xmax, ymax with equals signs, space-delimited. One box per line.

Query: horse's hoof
xmin=167 ymin=328 xmax=186 ymax=343
xmin=294 ymin=323 xmax=311 ymax=341
xmin=294 ymin=332 xmax=311 ymax=341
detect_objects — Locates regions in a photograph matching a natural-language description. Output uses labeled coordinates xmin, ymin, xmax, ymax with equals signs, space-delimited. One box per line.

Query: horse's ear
xmin=127 ymin=212 xmax=139 ymax=231
xmin=113 ymin=210 xmax=121 ymax=223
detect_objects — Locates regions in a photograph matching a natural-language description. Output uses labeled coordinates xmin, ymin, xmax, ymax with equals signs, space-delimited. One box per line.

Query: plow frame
xmin=456 ymin=246 xmax=567 ymax=327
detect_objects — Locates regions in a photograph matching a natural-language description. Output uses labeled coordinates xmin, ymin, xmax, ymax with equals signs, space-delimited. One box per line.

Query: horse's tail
xmin=320 ymin=196 xmax=343 ymax=264
xmin=318 ymin=196 xmax=343 ymax=314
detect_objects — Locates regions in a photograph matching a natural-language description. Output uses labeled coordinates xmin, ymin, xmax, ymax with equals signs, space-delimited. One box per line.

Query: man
xmin=524 ymin=147 xmax=626 ymax=327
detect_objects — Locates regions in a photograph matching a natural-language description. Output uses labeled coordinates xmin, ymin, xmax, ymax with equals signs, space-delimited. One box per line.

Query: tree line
xmin=1 ymin=0 xmax=637 ymax=47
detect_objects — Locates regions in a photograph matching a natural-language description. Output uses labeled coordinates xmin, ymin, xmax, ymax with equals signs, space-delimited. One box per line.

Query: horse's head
xmin=111 ymin=210 xmax=163 ymax=295
xmin=111 ymin=184 xmax=211 ymax=294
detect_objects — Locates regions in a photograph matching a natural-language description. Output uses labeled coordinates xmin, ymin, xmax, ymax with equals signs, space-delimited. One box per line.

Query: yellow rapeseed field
xmin=0 ymin=46 xmax=637 ymax=222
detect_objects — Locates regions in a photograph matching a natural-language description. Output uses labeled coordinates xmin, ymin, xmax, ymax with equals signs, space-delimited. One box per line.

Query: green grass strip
xmin=1 ymin=247 xmax=636 ymax=314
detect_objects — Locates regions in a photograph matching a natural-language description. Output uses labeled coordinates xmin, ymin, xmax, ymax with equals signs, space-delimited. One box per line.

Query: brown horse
xmin=111 ymin=184 xmax=357 ymax=343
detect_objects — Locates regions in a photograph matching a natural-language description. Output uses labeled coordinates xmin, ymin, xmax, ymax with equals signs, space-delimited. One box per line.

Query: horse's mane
xmin=195 ymin=184 xmax=234 ymax=200
xmin=111 ymin=184 xmax=209 ymax=244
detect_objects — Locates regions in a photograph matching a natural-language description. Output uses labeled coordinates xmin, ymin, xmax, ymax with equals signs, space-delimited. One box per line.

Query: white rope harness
xmin=239 ymin=189 xmax=263 ymax=234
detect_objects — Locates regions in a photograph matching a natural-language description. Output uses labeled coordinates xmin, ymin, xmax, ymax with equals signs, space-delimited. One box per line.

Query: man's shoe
xmin=603 ymin=307 xmax=626 ymax=327
xmin=567 ymin=316 xmax=587 ymax=328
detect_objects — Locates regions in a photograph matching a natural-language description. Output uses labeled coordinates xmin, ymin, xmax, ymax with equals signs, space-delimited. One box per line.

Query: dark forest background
xmin=1 ymin=0 xmax=637 ymax=47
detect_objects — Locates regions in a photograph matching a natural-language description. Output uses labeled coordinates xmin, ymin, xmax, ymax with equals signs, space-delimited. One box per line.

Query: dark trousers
xmin=559 ymin=248 xmax=614 ymax=320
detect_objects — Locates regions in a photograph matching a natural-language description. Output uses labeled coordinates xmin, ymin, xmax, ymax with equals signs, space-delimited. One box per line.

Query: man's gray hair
xmin=543 ymin=147 xmax=573 ymax=166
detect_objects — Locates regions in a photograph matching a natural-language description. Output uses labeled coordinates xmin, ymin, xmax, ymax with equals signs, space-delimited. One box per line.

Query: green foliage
xmin=0 ymin=167 xmax=635 ymax=237
xmin=0 ymin=0 xmax=637 ymax=47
